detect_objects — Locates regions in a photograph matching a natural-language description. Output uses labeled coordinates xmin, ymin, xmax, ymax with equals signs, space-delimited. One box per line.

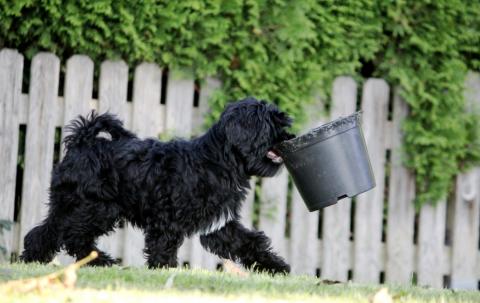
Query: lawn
xmin=1 ymin=262 xmax=479 ymax=303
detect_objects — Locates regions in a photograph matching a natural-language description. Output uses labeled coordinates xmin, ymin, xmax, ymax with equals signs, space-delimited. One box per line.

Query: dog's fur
xmin=20 ymin=98 xmax=293 ymax=274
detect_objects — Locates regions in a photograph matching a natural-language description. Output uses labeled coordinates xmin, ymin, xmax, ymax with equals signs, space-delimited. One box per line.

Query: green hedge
xmin=1 ymin=0 xmax=479 ymax=207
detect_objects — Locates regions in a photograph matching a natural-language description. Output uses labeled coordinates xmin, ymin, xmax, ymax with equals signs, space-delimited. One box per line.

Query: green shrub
xmin=1 ymin=0 xmax=479 ymax=207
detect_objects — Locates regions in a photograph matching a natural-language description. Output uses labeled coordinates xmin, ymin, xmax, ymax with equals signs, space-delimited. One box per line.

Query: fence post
xmin=0 ymin=49 xmax=23 ymax=261
xmin=18 ymin=53 xmax=60 ymax=251
xmin=353 ymin=79 xmax=390 ymax=283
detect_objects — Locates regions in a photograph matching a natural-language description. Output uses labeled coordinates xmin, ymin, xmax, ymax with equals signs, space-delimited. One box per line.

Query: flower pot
xmin=274 ymin=112 xmax=375 ymax=211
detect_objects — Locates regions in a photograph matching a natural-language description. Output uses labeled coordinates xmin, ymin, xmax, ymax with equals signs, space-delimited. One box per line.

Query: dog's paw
xmin=268 ymin=262 xmax=291 ymax=275
xmin=249 ymin=260 xmax=291 ymax=276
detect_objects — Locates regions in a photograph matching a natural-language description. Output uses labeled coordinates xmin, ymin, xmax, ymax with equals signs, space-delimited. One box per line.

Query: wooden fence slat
xmin=0 ymin=49 xmax=23 ymax=260
xmin=321 ymin=76 xmax=357 ymax=281
xmin=61 ymin=55 xmax=94 ymax=156
xmin=121 ymin=62 xmax=163 ymax=266
xmin=55 ymin=55 xmax=95 ymax=265
xmin=131 ymin=63 xmax=163 ymax=136
xmin=417 ymin=201 xmax=447 ymax=288
xmin=240 ymin=179 xmax=256 ymax=229
xmin=18 ymin=53 xmax=60 ymax=251
xmin=288 ymin=94 xmax=325 ymax=275
xmin=353 ymin=78 xmax=390 ymax=283
xmin=189 ymin=77 xmax=222 ymax=270
xmin=450 ymin=72 xmax=480 ymax=289
xmin=290 ymin=185 xmax=319 ymax=275
xmin=164 ymin=69 xmax=195 ymax=264
xmin=385 ymin=91 xmax=416 ymax=283
xmin=165 ymin=69 xmax=195 ymax=138
xmin=96 ymin=60 xmax=129 ymax=261
xmin=451 ymin=170 xmax=480 ymax=289
xmin=98 ymin=60 xmax=129 ymax=115
xmin=259 ymin=169 xmax=289 ymax=258
xmin=192 ymin=77 xmax=220 ymax=136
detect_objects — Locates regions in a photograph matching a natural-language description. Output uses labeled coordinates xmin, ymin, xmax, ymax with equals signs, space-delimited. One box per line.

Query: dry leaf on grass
xmin=0 ymin=251 xmax=98 ymax=294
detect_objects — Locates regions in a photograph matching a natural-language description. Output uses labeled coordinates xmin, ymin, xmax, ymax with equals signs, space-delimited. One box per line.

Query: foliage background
xmin=1 ymin=0 xmax=479 ymax=207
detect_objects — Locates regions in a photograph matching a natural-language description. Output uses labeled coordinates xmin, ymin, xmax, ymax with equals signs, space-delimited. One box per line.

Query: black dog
xmin=20 ymin=97 xmax=293 ymax=274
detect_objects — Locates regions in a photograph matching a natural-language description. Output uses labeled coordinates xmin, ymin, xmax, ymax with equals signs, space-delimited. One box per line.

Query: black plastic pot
xmin=274 ymin=112 xmax=375 ymax=211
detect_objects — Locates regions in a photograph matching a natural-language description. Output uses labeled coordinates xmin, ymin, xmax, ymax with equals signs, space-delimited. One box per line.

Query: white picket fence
xmin=1 ymin=49 xmax=479 ymax=289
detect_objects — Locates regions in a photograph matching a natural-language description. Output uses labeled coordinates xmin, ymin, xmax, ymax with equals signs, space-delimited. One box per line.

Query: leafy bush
xmin=1 ymin=0 xmax=479 ymax=207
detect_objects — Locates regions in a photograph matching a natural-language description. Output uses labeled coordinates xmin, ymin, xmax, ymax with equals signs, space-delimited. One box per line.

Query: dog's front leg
xmin=144 ymin=228 xmax=184 ymax=269
xmin=200 ymin=220 xmax=290 ymax=275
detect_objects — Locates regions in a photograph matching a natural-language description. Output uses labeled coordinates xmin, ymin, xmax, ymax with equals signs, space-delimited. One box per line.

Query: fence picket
xmin=98 ymin=61 xmax=129 ymax=115
xmin=189 ymin=78 xmax=224 ymax=270
xmin=321 ymin=77 xmax=357 ymax=281
xmin=192 ymin=77 xmax=220 ymax=136
xmin=450 ymin=170 xmax=479 ymax=289
xmin=0 ymin=49 xmax=23 ymax=260
xmin=18 ymin=53 xmax=60 ymax=251
xmin=353 ymin=79 xmax=390 ymax=283
xmin=54 ymin=55 xmax=96 ymax=264
xmin=240 ymin=179 xmax=256 ymax=229
xmin=165 ymin=69 xmax=195 ymax=138
xmin=288 ymin=94 xmax=325 ymax=275
xmin=450 ymin=72 xmax=480 ymax=289
xmin=385 ymin=91 xmax=416 ymax=283
xmin=121 ymin=62 xmax=163 ymax=266
xmin=164 ymin=69 xmax=195 ymax=265
xmin=61 ymin=55 xmax=94 ymax=156
xmin=259 ymin=169 xmax=289 ymax=258
xmin=417 ymin=201 xmax=447 ymax=288
xmin=96 ymin=60 xmax=129 ymax=260
xmin=290 ymin=185 xmax=319 ymax=275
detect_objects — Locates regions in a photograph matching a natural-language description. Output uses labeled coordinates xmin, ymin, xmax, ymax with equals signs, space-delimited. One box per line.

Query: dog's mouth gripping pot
xmin=271 ymin=112 xmax=376 ymax=211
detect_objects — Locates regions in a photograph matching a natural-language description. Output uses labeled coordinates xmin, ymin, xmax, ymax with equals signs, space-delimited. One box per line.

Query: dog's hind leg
xmin=200 ymin=220 xmax=290 ymax=275
xmin=60 ymin=202 xmax=121 ymax=266
xmin=20 ymin=217 xmax=61 ymax=264
xmin=144 ymin=227 xmax=184 ymax=269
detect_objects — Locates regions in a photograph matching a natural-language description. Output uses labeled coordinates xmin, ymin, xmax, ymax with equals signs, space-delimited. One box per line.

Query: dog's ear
xmin=224 ymin=117 xmax=259 ymax=148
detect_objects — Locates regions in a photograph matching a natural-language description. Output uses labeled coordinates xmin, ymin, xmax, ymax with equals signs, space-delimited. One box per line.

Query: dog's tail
xmin=63 ymin=111 xmax=135 ymax=150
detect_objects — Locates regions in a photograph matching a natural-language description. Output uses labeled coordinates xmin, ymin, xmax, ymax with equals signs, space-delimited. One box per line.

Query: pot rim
xmin=274 ymin=111 xmax=362 ymax=155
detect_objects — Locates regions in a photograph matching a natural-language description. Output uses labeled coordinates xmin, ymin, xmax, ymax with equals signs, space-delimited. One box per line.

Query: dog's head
xmin=217 ymin=97 xmax=294 ymax=177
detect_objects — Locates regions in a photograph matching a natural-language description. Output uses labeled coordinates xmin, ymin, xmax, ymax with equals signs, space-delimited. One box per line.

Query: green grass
xmin=1 ymin=263 xmax=479 ymax=302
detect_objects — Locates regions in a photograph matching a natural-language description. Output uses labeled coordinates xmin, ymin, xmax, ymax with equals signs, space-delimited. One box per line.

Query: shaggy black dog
xmin=20 ymin=97 xmax=294 ymax=274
